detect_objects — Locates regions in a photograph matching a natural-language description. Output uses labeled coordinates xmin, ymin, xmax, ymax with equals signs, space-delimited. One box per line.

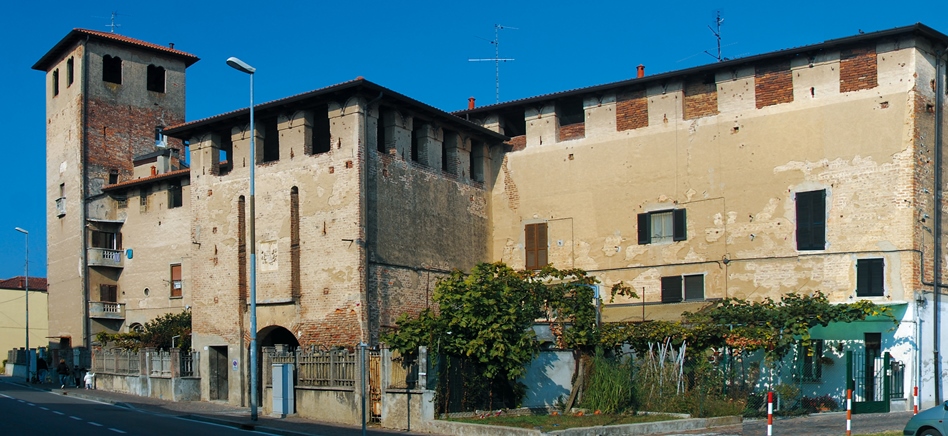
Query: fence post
xmin=170 ymin=349 xmax=180 ymax=378
xmin=418 ymin=346 xmax=427 ymax=390
xmin=767 ymin=391 xmax=773 ymax=436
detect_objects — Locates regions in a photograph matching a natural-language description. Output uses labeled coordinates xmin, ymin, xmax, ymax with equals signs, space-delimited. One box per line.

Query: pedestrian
xmin=83 ymin=371 xmax=95 ymax=389
xmin=56 ymin=359 xmax=70 ymax=388
xmin=36 ymin=357 xmax=49 ymax=384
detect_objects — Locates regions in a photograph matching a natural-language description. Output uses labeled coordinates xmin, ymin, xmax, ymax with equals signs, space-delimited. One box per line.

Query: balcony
xmin=88 ymin=248 xmax=124 ymax=268
xmin=89 ymin=301 xmax=125 ymax=320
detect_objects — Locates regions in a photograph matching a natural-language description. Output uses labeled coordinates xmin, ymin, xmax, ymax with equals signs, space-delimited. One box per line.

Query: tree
xmin=96 ymin=310 xmax=192 ymax=351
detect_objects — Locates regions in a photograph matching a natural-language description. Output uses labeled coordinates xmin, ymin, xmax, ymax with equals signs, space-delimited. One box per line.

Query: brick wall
xmin=616 ymin=90 xmax=648 ymax=131
xmin=839 ymin=46 xmax=878 ymax=93
xmin=755 ymin=61 xmax=794 ymax=109
xmin=507 ymin=135 xmax=526 ymax=152
xmin=558 ymin=123 xmax=585 ymax=141
xmin=683 ymin=78 xmax=719 ymax=120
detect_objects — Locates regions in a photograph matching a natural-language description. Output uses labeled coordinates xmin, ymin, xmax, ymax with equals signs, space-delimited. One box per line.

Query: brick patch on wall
xmin=683 ymin=78 xmax=719 ymax=120
xmin=755 ymin=61 xmax=793 ymax=109
xmin=558 ymin=123 xmax=585 ymax=141
xmin=507 ymin=135 xmax=526 ymax=151
xmin=840 ymin=46 xmax=878 ymax=93
xmin=616 ymin=89 xmax=648 ymax=131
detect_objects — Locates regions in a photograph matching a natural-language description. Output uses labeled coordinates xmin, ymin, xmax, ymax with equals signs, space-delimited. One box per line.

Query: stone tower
xmin=33 ymin=29 xmax=198 ymax=356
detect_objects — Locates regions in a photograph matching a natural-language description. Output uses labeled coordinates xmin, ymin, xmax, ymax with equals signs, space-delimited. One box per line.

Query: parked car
xmin=904 ymin=401 xmax=948 ymax=436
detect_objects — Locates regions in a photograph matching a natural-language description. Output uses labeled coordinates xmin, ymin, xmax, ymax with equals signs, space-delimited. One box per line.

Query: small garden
xmin=382 ymin=262 xmax=894 ymax=427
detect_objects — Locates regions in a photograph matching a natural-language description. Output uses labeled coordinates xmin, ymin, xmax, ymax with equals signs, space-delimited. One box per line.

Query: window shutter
xmin=796 ymin=190 xmax=826 ymax=250
xmin=536 ymin=223 xmax=548 ymax=268
xmin=525 ymin=224 xmax=537 ymax=270
xmin=637 ymin=213 xmax=650 ymax=245
xmin=812 ymin=190 xmax=826 ymax=249
xmin=661 ymin=276 xmax=683 ymax=303
xmin=684 ymin=274 xmax=704 ymax=300
xmin=856 ymin=259 xmax=870 ymax=295
xmin=869 ymin=259 xmax=884 ymax=295
xmin=117 ymin=232 xmax=123 ymax=250
xmin=673 ymin=209 xmax=687 ymax=241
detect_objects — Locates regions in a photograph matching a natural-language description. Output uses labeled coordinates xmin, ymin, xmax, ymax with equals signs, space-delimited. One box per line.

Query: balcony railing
xmin=87 ymin=247 xmax=124 ymax=268
xmin=89 ymin=301 xmax=125 ymax=320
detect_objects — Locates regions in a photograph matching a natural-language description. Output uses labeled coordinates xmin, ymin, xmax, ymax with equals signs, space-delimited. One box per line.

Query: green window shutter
xmin=637 ymin=213 xmax=650 ymax=245
xmin=673 ymin=209 xmax=687 ymax=241
xmin=661 ymin=276 xmax=683 ymax=303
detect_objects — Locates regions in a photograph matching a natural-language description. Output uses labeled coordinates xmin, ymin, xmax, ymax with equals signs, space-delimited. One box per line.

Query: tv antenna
xmin=469 ymin=24 xmax=517 ymax=104
xmin=704 ymin=11 xmax=727 ymax=62
xmin=106 ymin=11 xmax=121 ymax=33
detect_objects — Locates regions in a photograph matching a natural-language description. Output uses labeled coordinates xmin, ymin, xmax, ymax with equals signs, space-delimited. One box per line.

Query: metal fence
xmin=180 ymin=350 xmax=197 ymax=377
xmin=263 ymin=347 xmax=356 ymax=388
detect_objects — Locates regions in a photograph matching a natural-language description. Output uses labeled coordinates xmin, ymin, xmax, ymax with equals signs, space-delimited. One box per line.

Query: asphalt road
xmin=0 ymin=381 xmax=270 ymax=436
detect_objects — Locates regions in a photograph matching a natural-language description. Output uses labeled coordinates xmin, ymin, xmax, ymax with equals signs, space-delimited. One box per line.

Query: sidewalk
xmin=664 ymin=410 xmax=914 ymax=436
xmin=0 ymin=375 xmax=428 ymax=436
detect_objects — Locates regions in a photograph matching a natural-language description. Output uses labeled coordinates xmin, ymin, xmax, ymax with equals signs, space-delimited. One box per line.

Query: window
xmin=99 ymin=284 xmax=118 ymax=302
xmin=147 ymin=64 xmax=165 ymax=93
xmin=311 ymin=105 xmax=331 ymax=154
xmin=411 ymin=123 xmax=424 ymax=162
xmin=219 ymin=129 xmax=233 ymax=175
xmin=856 ymin=258 xmax=884 ymax=297
xmin=376 ymin=108 xmax=389 ymax=154
xmin=102 ymin=55 xmax=122 ymax=84
xmin=796 ymin=190 xmax=826 ymax=250
xmin=66 ymin=57 xmax=74 ymax=86
xmin=168 ymin=182 xmax=183 ymax=209
xmin=800 ymin=339 xmax=824 ymax=381
xmin=262 ymin=117 xmax=280 ymax=162
xmin=470 ymin=140 xmax=485 ymax=182
xmin=90 ymin=230 xmax=121 ymax=250
xmin=525 ymin=223 xmax=548 ymax=270
xmin=155 ymin=126 xmax=167 ymax=148
xmin=660 ymin=274 xmax=704 ymax=303
xmin=140 ymin=186 xmax=150 ymax=213
xmin=170 ymin=264 xmax=182 ymax=298
xmin=109 ymin=169 xmax=118 ymax=185
xmin=290 ymin=187 xmax=300 ymax=299
xmin=558 ymin=98 xmax=584 ymax=126
xmin=638 ymin=209 xmax=687 ymax=244
xmin=52 ymin=69 xmax=60 ymax=96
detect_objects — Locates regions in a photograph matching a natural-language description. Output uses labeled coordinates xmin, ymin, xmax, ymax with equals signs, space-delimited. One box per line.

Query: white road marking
xmin=89 ymin=422 xmax=103 ymax=427
xmin=53 ymin=411 xmax=64 ymax=415
xmin=70 ymin=416 xmax=82 ymax=420
xmin=0 ymin=394 xmax=12 ymax=399
xmin=27 ymin=402 xmax=35 ymax=406
xmin=40 ymin=407 xmax=48 ymax=411
xmin=109 ymin=428 xmax=127 ymax=433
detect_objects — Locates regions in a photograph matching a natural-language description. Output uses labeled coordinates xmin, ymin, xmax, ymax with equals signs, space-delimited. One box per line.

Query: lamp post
xmin=226 ymin=56 xmax=258 ymax=421
xmin=15 ymin=227 xmax=29 ymax=383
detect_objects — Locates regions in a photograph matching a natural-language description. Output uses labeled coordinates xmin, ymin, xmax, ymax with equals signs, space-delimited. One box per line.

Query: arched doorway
xmin=255 ymin=325 xmax=299 ymax=404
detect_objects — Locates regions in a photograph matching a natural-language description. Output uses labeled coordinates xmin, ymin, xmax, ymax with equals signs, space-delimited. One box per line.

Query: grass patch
xmin=449 ymin=412 xmax=679 ymax=431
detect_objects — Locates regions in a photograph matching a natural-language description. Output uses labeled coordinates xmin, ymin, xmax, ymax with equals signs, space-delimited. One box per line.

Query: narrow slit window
xmin=52 ymin=69 xmax=60 ymax=96
xmin=290 ymin=187 xmax=300 ymax=299
xmin=66 ymin=57 xmax=74 ymax=86
xmin=168 ymin=181 xmax=183 ymax=209
xmin=376 ymin=108 xmax=388 ymax=154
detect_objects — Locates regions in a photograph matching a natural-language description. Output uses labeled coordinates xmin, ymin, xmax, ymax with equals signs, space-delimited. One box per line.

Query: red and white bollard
xmin=846 ymin=389 xmax=852 ymax=436
xmin=914 ymin=386 xmax=919 ymax=415
xmin=767 ymin=391 xmax=774 ymax=436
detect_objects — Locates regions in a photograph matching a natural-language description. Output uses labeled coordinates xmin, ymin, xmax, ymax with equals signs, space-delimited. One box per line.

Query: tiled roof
xmin=164 ymin=78 xmax=508 ymax=142
xmin=0 ymin=277 xmax=48 ymax=291
xmin=102 ymin=168 xmax=190 ymax=192
xmin=33 ymin=28 xmax=200 ymax=71
xmin=455 ymin=23 xmax=948 ymax=115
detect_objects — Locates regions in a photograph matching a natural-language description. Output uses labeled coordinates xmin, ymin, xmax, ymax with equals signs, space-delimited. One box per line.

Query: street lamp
xmin=15 ymin=227 xmax=29 ymax=383
xmin=226 ymin=56 xmax=258 ymax=421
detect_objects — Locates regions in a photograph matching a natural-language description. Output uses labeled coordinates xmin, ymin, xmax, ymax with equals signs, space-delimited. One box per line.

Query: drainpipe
xmin=934 ymin=46 xmax=946 ymax=404
xmin=81 ymin=35 xmax=91 ymax=358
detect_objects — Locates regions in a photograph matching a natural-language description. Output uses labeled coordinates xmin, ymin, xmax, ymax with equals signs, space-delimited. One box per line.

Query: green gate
xmin=846 ymin=350 xmax=890 ymax=414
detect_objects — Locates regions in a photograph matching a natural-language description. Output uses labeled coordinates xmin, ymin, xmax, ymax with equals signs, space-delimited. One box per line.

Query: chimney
xmin=169 ymin=42 xmax=175 ymax=49
xmin=468 ymin=97 xmax=476 ymax=110
xmin=151 ymin=166 xmax=157 ymax=176
xmin=637 ymin=64 xmax=645 ymax=78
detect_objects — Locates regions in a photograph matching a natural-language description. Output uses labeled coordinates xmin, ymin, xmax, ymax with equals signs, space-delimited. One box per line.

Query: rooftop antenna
xmin=469 ymin=24 xmax=517 ymax=104
xmin=704 ymin=11 xmax=726 ymax=62
xmin=107 ymin=11 xmax=121 ymax=33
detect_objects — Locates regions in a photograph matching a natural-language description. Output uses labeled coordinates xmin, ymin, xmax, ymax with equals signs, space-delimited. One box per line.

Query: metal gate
xmin=847 ymin=350 xmax=890 ymax=414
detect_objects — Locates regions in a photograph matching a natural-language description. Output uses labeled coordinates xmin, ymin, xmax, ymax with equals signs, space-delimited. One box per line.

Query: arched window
xmin=147 ymin=64 xmax=165 ymax=93
xmin=102 ymin=55 xmax=122 ymax=84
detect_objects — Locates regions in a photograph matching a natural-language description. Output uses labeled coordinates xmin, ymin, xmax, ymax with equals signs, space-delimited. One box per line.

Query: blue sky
xmin=1 ymin=0 xmax=946 ymax=280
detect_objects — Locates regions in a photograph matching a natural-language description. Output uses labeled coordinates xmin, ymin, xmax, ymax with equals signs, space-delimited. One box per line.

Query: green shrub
xmin=580 ymin=350 xmax=634 ymax=414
